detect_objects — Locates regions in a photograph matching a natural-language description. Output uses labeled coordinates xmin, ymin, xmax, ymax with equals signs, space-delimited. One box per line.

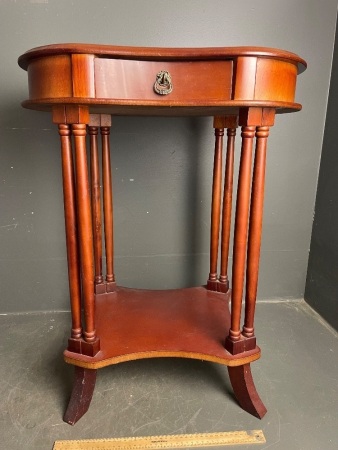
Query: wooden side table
xmin=18 ymin=44 xmax=306 ymax=425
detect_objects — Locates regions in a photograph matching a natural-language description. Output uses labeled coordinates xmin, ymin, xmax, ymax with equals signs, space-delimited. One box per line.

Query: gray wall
xmin=0 ymin=0 xmax=337 ymax=313
xmin=305 ymin=23 xmax=338 ymax=331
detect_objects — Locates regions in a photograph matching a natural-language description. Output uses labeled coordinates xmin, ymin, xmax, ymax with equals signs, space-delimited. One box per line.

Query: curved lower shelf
xmin=64 ymin=286 xmax=261 ymax=369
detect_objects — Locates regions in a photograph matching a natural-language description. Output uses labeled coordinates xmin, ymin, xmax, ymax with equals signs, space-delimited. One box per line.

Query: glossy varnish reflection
xmin=19 ymin=44 xmax=306 ymax=424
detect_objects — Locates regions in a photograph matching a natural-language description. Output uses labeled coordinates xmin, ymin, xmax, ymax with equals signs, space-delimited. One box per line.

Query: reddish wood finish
xmin=18 ymin=44 xmax=306 ymax=71
xmin=95 ymin=59 xmax=232 ymax=103
xmin=72 ymin=123 xmax=97 ymax=344
xmin=71 ymin=54 xmax=95 ymax=98
xmin=19 ymin=44 xmax=306 ymax=424
xmin=254 ymin=59 xmax=298 ymax=102
xmin=53 ymin=104 xmax=90 ymax=125
xmin=27 ymin=55 xmax=72 ymax=100
xmin=88 ymin=125 xmax=103 ymax=285
xmin=233 ymin=57 xmax=257 ymax=100
xmin=63 ymin=366 xmax=97 ymax=425
xmin=228 ymin=364 xmax=267 ymax=419
xmin=225 ymin=108 xmax=275 ymax=354
xmin=207 ymin=127 xmax=224 ymax=290
xmin=220 ymin=116 xmax=238 ymax=290
xmin=64 ymin=286 xmax=260 ymax=369
xmin=207 ymin=115 xmax=238 ymax=293
xmin=243 ymin=126 xmax=269 ymax=339
xmin=227 ymin=126 xmax=255 ymax=342
xmin=58 ymin=124 xmax=82 ymax=340
xmin=101 ymin=124 xmax=115 ymax=285
xmin=19 ymin=45 xmax=306 ymax=115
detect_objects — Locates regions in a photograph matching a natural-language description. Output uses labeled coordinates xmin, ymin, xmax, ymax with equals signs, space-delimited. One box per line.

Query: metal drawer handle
xmin=154 ymin=70 xmax=173 ymax=95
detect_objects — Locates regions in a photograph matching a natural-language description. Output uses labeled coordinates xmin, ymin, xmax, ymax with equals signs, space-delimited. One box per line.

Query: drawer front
xmin=94 ymin=59 xmax=233 ymax=103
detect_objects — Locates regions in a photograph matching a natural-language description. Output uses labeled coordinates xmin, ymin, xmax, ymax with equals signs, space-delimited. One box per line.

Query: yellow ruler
xmin=53 ymin=430 xmax=265 ymax=449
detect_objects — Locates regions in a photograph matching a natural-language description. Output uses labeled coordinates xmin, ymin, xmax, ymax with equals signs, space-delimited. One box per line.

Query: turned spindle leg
xmin=58 ymin=124 xmax=82 ymax=342
xmin=101 ymin=120 xmax=116 ymax=291
xmin=89 ymin=124 xmax=104 ymax=292
xmin=207 ymin=125 xmax=224 ymax=291
xmin=225 ymin=126 xmax=255 ymax=353
xmin=243 ymin=126 xmax=269 ymax=339
xmin=219 ymin=117 xmax=238 ymax=292
xmin=72 ymin=124 xmax=97 ymax=345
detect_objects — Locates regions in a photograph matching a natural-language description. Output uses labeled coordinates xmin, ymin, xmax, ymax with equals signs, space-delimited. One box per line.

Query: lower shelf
xmin=64 ymin=286 xmax=261 ymax=369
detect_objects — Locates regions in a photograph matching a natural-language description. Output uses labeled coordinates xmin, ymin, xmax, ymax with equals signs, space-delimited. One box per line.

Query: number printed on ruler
xmin=53 ymin=430 xmax=266 ymax=449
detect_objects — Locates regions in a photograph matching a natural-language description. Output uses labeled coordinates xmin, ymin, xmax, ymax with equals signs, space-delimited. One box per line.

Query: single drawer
xmin=94 ymin=59 xmax=233 ymax=104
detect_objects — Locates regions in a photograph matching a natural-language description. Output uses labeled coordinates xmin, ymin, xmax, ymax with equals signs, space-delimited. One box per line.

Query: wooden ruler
xmin=53 ymin=430 xmax=265 ymax=449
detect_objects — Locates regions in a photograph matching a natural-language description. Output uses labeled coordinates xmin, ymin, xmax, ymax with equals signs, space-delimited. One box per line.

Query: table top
xmin=18 ymin=44 xmax=306 ymax=116
xmin=18 ymin=43 xmax=307 ymax=71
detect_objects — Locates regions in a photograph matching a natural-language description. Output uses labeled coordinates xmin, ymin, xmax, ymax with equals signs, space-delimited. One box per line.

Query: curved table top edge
xmin=18 ymin=43 xmax=307 ymax=73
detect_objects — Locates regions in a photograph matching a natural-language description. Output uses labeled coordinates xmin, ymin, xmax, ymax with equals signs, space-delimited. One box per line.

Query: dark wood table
xmin=18 ymin=44 xmax=306 ymax=425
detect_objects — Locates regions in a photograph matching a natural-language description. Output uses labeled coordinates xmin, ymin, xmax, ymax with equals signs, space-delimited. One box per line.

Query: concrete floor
xmin=0 ymin=300 xmax=337 ymax=450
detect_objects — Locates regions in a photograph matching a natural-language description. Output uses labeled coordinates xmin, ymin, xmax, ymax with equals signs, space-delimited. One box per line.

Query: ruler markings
xmin=53 ymin=430 xmax=265 ymax=449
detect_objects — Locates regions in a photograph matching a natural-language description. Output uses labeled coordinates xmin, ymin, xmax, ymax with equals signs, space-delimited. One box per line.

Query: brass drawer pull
xmin=154 ymin=70 xmax=173 ymax=95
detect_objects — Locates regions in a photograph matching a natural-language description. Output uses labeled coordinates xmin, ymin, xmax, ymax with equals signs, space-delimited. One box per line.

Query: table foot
xmin=227 ymin=363 xmax=267 ymax=419
xmin=63 ymin=366 xmax=97 ymax=425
